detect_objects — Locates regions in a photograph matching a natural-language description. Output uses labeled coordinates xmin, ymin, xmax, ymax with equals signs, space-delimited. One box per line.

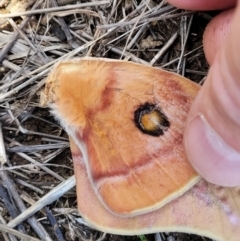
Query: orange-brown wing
xmin=71 ymin=138 xmax=240 ymax=241
xmin=43 ymin=57 xmax=200 ymax=216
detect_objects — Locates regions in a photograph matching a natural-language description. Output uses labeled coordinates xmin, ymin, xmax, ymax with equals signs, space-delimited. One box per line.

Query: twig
xmin=0 ymin=214 xmax=13 ymax=241
xmin=177 ymin=14 xmax=193 ymax=75
xmin=7 ymin=18 xmax=50 ymax=64
xmin=0 ymin=224 xmax=41 ymax=241
xmin=7 ymin=176 xmax=76 ymax=228
xmin=0 ymin=1 xmax=110 ymax=18
xmin=42 ymin=147 xmax=68 ymax=163
xmin=154 ymin=233 xmax=163 ymax=241
xmin=45 ymin=207 xmax=65 ymax=241
xmin=16 ymin=152 xmax=65 ymax=182
xmin=150 ymin=31 xmax=178 ymax=65
xmin=50 ymin=0 xmax=79 ymax=49
xmin=0 ymin=1 xmax=43 ymax=63
xmin=7 ymin=143 xmax=69 ymax=153
xmin=107 ymin=45 xmax=149 ymax=65
xmin=160 ymin=45 xmax=203 ymax=68
xmin=0 ymin=184 xmax=26 ymax=233
xmin=120 ymin=0 xmax=150 ymax=59
xmin=0 ymin=170 xmax=53 ymax=241
xmin=14 ymin=178 xmax=44 ymax=195
xmin=126 ymin=23 xmax=148 ymax=49
xmin=57 ymin=0 xmax=78 ymax=5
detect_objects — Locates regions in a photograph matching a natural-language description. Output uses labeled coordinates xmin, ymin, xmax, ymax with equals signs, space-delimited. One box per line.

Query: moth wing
xmin=67 ymin=59 xmax=200 ymax=216
xmin=45 ymin=58 xmax=199 ymax=216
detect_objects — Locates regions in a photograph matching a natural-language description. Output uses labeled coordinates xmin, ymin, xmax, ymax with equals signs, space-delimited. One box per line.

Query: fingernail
xmin=184 ymin=114 xmax=240 ymax=186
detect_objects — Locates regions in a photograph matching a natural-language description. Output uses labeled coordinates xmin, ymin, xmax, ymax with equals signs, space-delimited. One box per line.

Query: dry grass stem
xmin=0 ymin=223 xmax=41 ymax=241
xmin=7 ymin=176 xmax=76 ymax=228
xmin=0 ymin=1 xmax=110 ymax=18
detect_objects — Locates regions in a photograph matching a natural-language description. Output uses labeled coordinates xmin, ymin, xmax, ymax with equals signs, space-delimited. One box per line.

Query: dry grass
xmin=0 ymin=0 xmax=211 ymax=240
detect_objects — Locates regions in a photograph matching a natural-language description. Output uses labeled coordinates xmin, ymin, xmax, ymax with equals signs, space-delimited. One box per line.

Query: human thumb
xmin=184 ymin=2 xmax=240 ymax=187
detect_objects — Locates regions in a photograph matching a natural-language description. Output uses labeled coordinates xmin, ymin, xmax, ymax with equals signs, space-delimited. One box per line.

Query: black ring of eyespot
xmin=134 ymin=102 xmax=170 ymax=137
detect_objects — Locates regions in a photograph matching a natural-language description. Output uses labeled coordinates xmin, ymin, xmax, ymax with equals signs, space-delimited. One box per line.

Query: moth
xmin=41 ymin=57 xmax=240 ymax=241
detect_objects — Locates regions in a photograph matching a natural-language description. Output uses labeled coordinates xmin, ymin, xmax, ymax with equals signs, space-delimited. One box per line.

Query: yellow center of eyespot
xmin=140 ymin=111 xmax=163 ymax=132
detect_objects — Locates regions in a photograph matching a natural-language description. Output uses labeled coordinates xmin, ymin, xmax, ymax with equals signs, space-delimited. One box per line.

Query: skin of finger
xmin=189 ymin=2 xmax=240 ymax=152
xmin=184 ymin=113 xmax=240 ymax=186
xmin=166 ymin=0 xmax=236 ymax=10
xmin=184 ymin=1 xmax=240 ymax=184
xmin=203 ymin=9 xmax=234 ymax=65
